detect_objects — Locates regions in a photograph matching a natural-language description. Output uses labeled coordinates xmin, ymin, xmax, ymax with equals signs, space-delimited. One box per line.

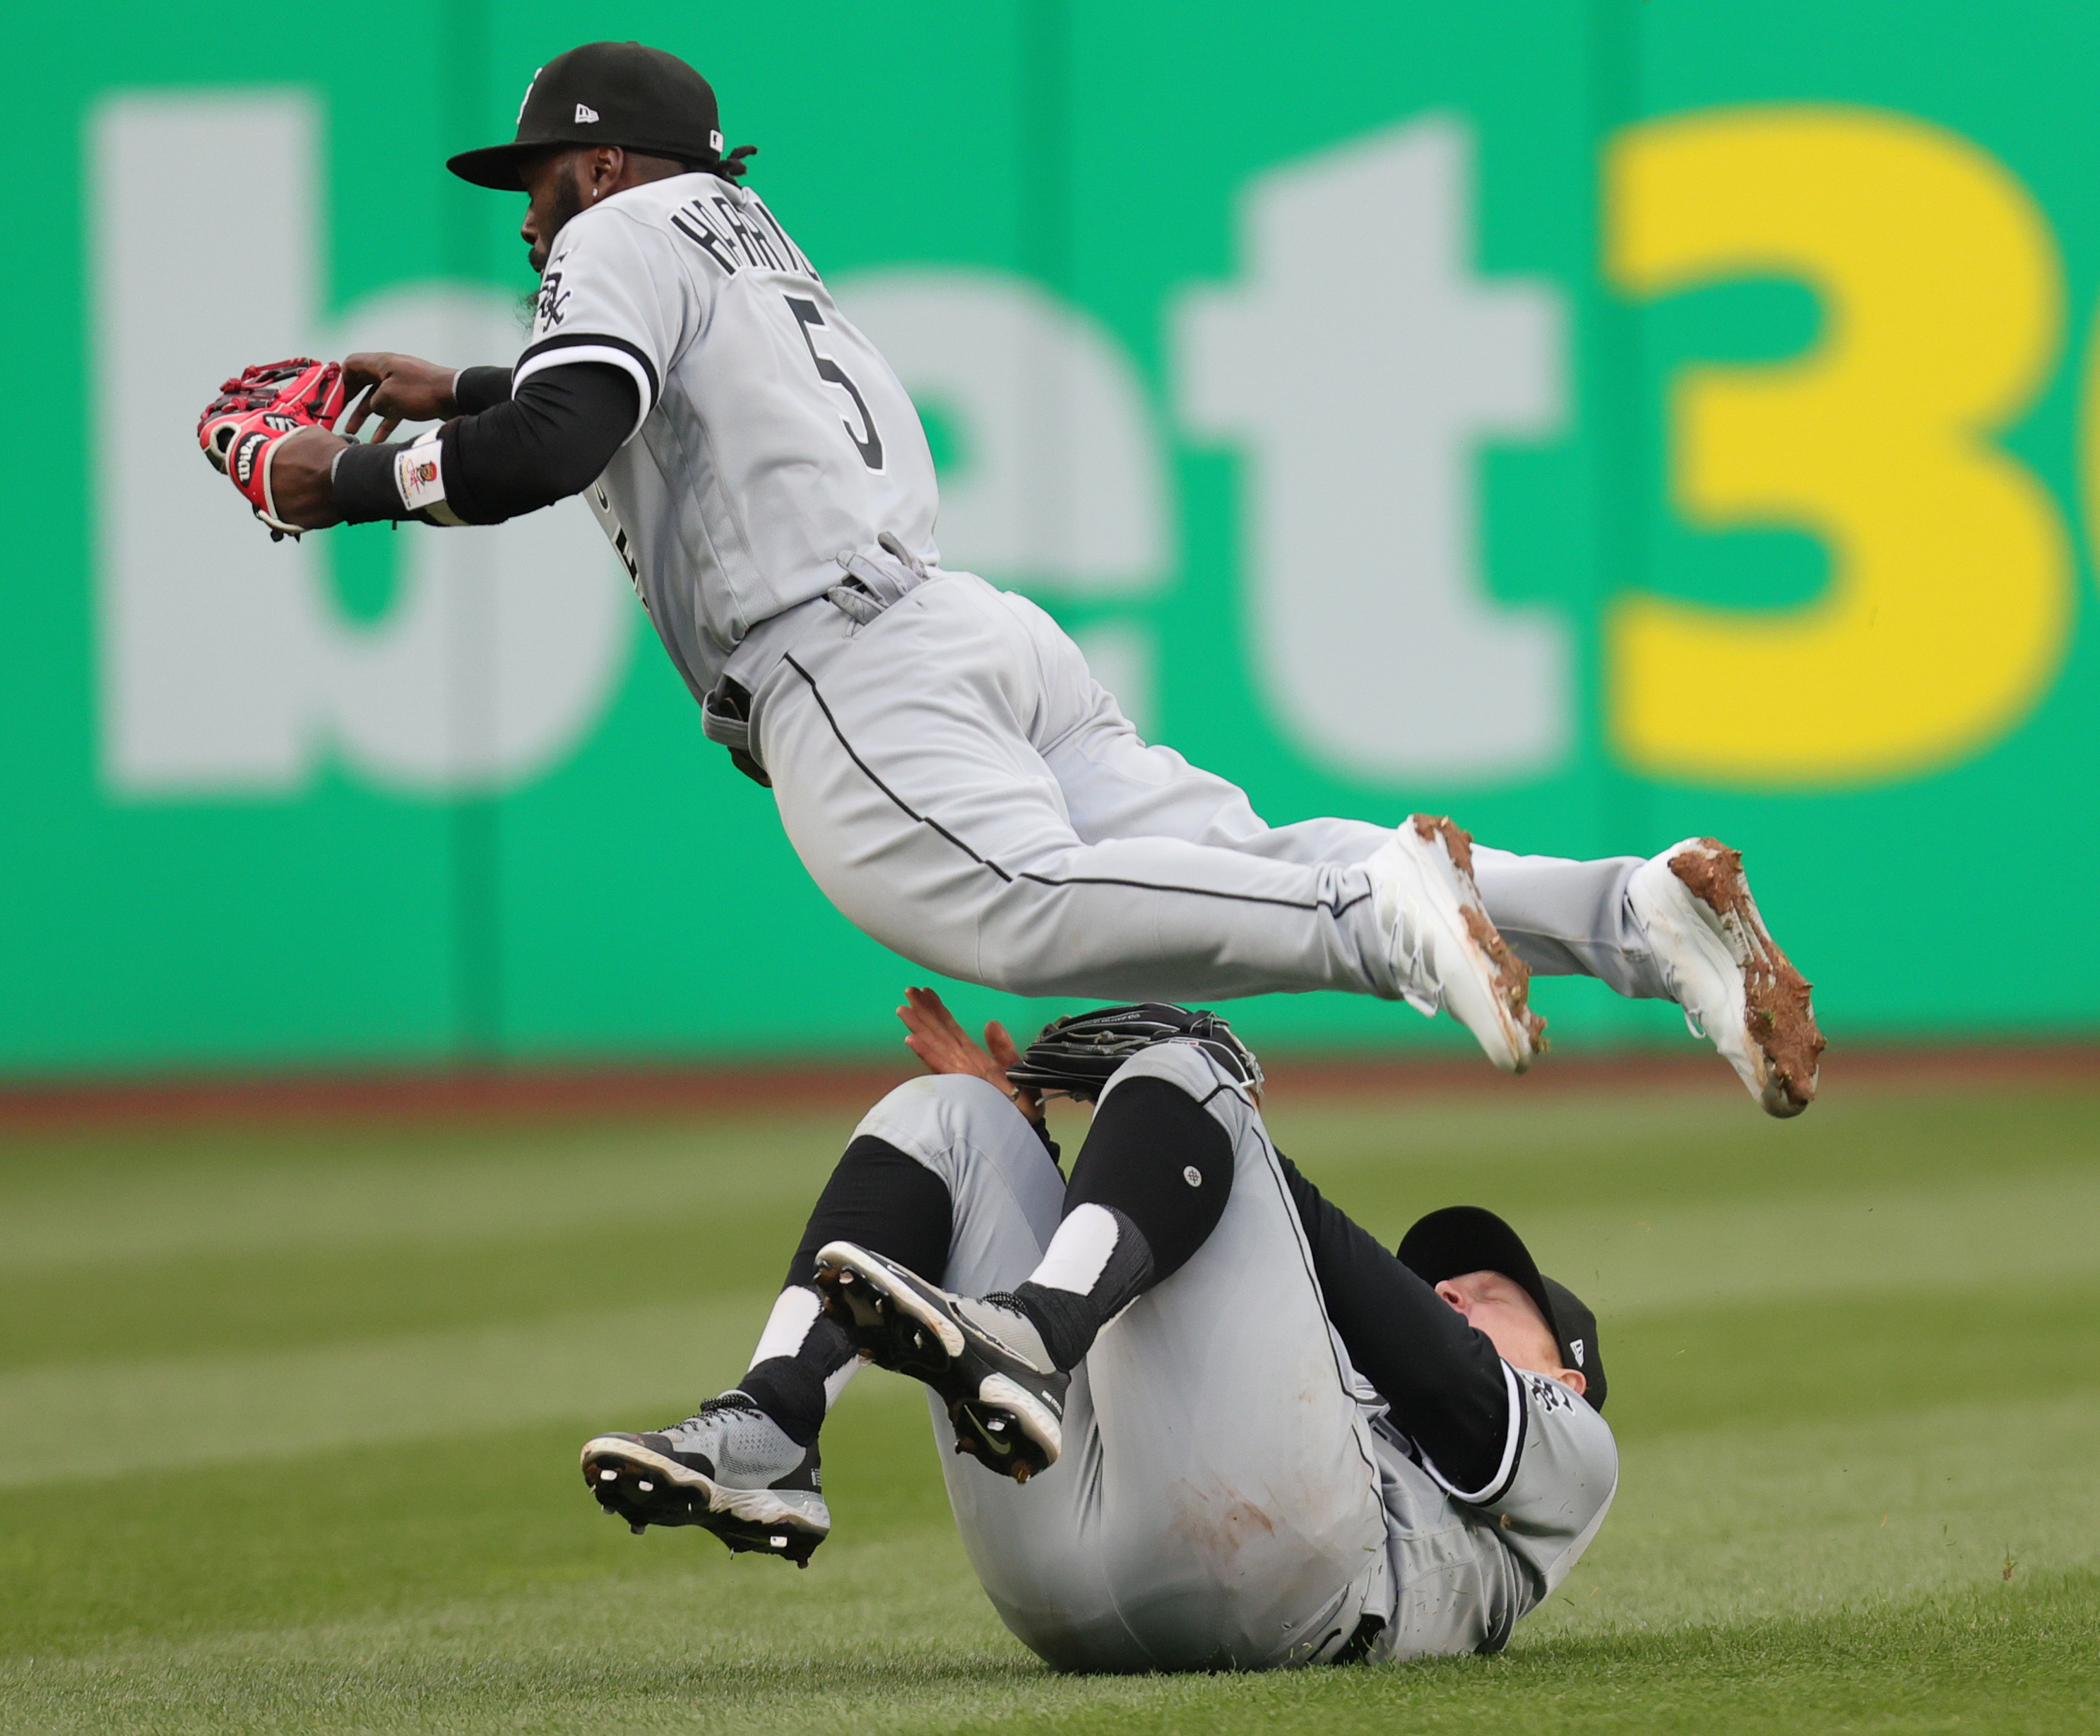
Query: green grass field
xmin=1 ymin=1071 xmax=2095 ymax=1733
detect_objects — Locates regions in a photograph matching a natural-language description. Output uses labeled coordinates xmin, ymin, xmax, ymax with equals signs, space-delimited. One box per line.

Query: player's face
xmin=518 ymin=149 xmax=590 ymax=275
xmin=1436 ymin=1270 xmax=1586 ymax=1396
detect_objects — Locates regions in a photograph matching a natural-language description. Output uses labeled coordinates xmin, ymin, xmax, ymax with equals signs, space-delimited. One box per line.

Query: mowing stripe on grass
xmin=1533 ymin=1386 xmax=2100 ymax=1637
xmin=0 ymin=1295 xmax=788 ymax=1490
xmin=6 ymin=1168 xmax=2095 ymax=1489
xmin=1526 ymin=1167 xmax=2100 ymax=1314
xmin=0 ymin=1121 xmax=852 ymax=1276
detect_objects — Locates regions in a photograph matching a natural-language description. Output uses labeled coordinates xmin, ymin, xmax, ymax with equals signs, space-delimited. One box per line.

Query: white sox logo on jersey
xmin=537 ymin=270 xmax=570 ymax=328
xmin=1526 ymin=1372 xmax=1575 ymax=1414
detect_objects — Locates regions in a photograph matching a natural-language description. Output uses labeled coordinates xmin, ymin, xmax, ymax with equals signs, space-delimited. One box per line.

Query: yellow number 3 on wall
xmin=1608 ymin=106 xmax=2073 ymax=787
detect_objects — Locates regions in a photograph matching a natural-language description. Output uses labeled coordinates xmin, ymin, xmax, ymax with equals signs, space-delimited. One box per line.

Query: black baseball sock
xmin=733 ymin=1310 xmax=856 ymax=1447
xmin=733 ymin=1134 xmax=955 ymax=1446
xmin=1007 ymin=1075 xmax=1235 ymax=1370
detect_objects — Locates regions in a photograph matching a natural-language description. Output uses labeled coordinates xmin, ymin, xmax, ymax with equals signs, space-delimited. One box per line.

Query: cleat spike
xmin=630 ymin=1522 xmax=647 ymax=1536
xmin=636 ymin=1480 xmax=653 ymax=1493
xmin=598 ymin=1468 xmax=618 ymax=1482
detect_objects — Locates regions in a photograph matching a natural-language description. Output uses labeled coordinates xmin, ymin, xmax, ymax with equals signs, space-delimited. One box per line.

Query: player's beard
xmin=528 ymin=177 xmax=589 ymax=277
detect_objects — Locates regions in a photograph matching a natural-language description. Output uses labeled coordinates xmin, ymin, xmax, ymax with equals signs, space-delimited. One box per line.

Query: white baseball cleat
xmin=1366 ymin=816 xmax=1546 ymax=1074
xmin=1628 ymin=837 xmax=1824 ymax=1118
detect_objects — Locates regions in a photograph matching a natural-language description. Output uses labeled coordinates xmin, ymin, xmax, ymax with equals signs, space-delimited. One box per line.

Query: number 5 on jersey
xmin=786 ymin=295 xmax=884 ymax=471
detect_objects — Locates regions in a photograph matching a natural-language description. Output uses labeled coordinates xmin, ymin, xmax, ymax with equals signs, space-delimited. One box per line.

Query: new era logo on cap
xmin=575 ymin=103 xmax=600 ymax=123
xmin=1570 ymin=1338 xmax=1586 ymax=1367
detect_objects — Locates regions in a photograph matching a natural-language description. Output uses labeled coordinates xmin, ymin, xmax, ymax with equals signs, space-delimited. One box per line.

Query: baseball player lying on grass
xmin=195 ymin=40 xmax=1822 ymax=1115
xmin=579 ymin=994 xmax=1616 ymax=1671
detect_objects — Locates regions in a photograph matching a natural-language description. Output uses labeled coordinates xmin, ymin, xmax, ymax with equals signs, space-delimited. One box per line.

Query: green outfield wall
xmin=6 ymin=1 xmax=2099 ymax=1074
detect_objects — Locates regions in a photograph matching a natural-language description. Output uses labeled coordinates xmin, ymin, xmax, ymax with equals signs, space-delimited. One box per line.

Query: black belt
xmin=700 ymin=537 xmax=933 ymax=787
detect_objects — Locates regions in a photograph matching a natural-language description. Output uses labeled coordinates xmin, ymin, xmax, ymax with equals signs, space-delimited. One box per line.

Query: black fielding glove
xmin=1005 ymin=1004 xmax=1263 ymax=1102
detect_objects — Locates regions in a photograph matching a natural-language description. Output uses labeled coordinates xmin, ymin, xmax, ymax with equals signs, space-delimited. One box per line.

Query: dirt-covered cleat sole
xmin=578 ymin=1434 xmax=829 ymax=1567
xmin=1368 ymin=816 xmax=1546 ymax=1074
xmin=1630 ymin=837 xmax=1824 ymax=1118
xmin=812 ymin=1242 xmax=1066 ymax=1483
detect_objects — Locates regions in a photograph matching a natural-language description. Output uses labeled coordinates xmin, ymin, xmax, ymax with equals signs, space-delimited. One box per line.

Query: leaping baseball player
xmin=196 ymin=40 xmax=1823 ymax=1114
xmin=579 ymin=993 xmax=1618 ymax=1670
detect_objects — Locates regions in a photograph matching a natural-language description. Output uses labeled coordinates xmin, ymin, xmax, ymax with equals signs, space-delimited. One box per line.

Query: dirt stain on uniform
xmin=1164 ymin=1485 xmax=1280 ymax=1571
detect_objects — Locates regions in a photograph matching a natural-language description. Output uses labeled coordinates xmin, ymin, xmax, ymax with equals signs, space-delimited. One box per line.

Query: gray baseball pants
xmin=755 ymin=571 xmax=1666 ymax=1003
xmin=852 ymin=1045 xmax=1392 ymax=1672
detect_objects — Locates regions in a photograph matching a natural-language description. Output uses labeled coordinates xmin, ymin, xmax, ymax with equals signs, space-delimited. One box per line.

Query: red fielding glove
xmin=197 ymin=358 xmax=348 ymax=540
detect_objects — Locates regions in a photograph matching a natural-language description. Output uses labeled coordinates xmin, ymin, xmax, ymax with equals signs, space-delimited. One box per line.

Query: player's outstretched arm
xmin=259 ymin=352 xmax=518 ymax=528
xmin=197 ymin=352 xmax=635 ymax=536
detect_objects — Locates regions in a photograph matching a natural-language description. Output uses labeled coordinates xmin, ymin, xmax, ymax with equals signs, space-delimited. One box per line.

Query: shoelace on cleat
xmin=658 ymin=1394 xmax=762 ymax=1447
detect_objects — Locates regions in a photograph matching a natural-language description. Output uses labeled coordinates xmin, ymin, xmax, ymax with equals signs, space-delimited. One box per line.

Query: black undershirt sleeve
xmin=451 ymin=365 xmax=514 ymax=415
xmin=1274 ymin=1151 xmax=1515 ymax=1497
xmin=329 ymin=361 xmax=637 ymax=526
xmin=442 ymin=363 xmax=636 ymax=523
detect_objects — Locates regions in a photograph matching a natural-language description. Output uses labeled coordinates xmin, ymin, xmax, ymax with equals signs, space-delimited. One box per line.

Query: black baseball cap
xmin=449 ymin=42 xmax=728 ymax=191
xmin=1399 ymin=1205 xmax=1606 ymax=1412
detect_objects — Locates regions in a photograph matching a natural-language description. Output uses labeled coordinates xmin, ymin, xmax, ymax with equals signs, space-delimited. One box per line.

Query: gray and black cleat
xmin=813 ymin=1240 xmax=1067 ymax=1483
xmin=579 ymin=1395 xmax=829 ymax=1567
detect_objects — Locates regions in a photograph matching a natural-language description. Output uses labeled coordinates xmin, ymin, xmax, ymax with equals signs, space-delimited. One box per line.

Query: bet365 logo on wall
xmin=90 ymin=91 xmax=2091 ymax=801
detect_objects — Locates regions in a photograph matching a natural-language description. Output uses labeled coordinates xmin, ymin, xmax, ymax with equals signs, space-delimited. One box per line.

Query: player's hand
xmin=263 ymin=425 xmax=350 ymax=530
xmin=898 ymin=986 xmax=1044 ymax=1126
xmin=898 ymin=986 xmax=1003 ymax=1085
xmin=340 ymin=352 xmax=461 ymax=444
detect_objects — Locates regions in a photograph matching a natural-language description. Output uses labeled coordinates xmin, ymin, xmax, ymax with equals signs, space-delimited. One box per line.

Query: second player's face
xmin=1436 ymin=1270 xmax=1584 ymax=1394
xmin=518 ymin=150 xmax=589 ymax=275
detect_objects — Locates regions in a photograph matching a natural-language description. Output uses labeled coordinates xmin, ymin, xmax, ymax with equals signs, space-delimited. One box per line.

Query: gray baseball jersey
xmin=847 ymin=1042 xmax=1618 ymax=1672
xmin=514 ymin=172 xmax=939 ymax=704
xmin=1367 ymin=1369 xmax=1619 ymax=1662
xmin=510 ymin=172 xmax=1671 ymax=1031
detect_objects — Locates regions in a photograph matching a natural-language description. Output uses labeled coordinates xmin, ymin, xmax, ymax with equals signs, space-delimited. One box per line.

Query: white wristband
xmin=393 ymin=431 xmax=465 ymax=527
